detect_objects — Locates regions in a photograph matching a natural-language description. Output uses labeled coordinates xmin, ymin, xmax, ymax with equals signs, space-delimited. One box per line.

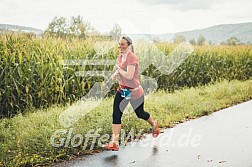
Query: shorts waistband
xmin=120 ymin=84 xmax=141 ymax=92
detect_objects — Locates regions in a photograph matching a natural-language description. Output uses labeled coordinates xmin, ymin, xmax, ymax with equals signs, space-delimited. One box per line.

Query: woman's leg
xmin=130 ymin=95 xmax=154 ymax=126
xmin=146 ymin=115 xmax=155 ymax=127
xmin=112 ymin=124 xmax=121 ymax=145
xmin=112 ymin=91 xmax=129 ymax=145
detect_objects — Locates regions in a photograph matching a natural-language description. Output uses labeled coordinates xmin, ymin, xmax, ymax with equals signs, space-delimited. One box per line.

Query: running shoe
xmin=103 ymin=143 xmax=119 ymax=151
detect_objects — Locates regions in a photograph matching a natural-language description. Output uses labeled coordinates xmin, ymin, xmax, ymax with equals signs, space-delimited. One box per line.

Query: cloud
xmin=138 ymin=0 xmax=182 ymax=5
xmin=137 ymin=0 xmax=215 ymax=10
xmin=136 ymin=0 xmax=251 ymax=11
xmin=1 ymin=0 xmax=252 ymax=34
xmin=0 ymin=0 xmax=19 ymax=17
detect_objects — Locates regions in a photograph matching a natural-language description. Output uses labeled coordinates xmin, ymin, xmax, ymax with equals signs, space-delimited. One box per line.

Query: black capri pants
xmin=113 ymin=91 xmax=150 ymax=124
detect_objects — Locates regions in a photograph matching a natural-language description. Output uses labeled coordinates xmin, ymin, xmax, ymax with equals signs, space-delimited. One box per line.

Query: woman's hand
xmin=114 ymin=64 xmax=135 ymax=80
xmin=115 ymin=64 xmax=121 ymax=71
xmin=111 ymin=70 xmax=119 ymax=80
xmin=116 ymin=64 xmax=135 ymax=80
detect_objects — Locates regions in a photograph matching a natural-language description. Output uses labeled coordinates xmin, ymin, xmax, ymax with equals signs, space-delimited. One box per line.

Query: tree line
xmin=172 ymin=34 xmax=247 ymax=46
xmin=42 ymin=16 xmax=251 ymax=45
xmin=44 ymin=15 xmax=121 ymax=40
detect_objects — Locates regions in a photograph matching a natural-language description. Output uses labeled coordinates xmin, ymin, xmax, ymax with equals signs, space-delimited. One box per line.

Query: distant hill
xmin=1 ymin=22 xmax=252 ymax=44
xmin=130 ymin=22 xmax=252 ymax=44
xmin=0 ymin=24 xmax=43 ymax=35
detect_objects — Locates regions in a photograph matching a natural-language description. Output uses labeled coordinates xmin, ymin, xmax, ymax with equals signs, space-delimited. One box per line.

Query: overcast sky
xmin=0 ymin=0 xmax=252 ymax=34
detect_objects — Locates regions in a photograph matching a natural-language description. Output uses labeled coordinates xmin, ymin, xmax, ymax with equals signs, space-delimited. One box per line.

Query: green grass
xmin=0 ymin=79 xmax=252 ymax=166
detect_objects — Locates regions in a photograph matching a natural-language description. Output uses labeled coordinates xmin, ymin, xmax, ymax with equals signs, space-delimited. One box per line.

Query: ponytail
xmin=130 ymin=44 xmax=134 ymax=53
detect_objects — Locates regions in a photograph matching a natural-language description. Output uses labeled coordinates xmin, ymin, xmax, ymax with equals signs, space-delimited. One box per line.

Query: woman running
xmin=103 ymin=35 xmax=159 ymax=151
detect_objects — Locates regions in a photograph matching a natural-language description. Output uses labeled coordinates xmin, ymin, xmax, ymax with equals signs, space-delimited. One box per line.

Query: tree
xmin=44 ymin=16 xmax=92 ymax=38
xmin=69 ymin=15 xmax=91 ymax=39
xmin=227 ymin=37 xmax=240 ymax=46
xmin=153 ymin=37 xmax=162 ymax=43
xmin=173 ymin=34 xmax=186 ymax=44
xmin=220 ymin=41 xmax=226 ymax=45
xmin=109 ymin=23 xmax=121 ymax=40
xmin=45 ymin=16 xmax=68 ymax=37
xmin=197 ymin=34 xmax=205 ymax=45
xmin=189 ymin=38 xmax=196 ymax=45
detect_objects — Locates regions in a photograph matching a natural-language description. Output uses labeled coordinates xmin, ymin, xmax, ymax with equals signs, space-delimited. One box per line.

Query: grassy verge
xmin=0 ymin=79 xmax=252 ymax=166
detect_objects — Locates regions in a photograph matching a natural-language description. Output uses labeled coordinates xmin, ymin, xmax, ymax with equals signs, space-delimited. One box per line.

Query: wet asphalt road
xmin=53 ymin=100 xmax=252 ymax=167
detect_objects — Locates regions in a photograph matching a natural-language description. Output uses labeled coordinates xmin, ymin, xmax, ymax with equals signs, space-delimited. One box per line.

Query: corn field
xmin=0 ymin=33 xmax=251 ymax=117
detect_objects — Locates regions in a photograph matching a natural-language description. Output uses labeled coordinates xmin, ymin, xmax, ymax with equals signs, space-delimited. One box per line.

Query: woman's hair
xmin=128 ymin=44 xmax=134 ymax=53
xmin=120 ymin=35 xmax=134 ymax=53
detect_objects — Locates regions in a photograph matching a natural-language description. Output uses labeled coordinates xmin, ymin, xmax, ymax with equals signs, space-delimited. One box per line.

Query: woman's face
xmin=118 ymin=38 xmax=129 ymax=53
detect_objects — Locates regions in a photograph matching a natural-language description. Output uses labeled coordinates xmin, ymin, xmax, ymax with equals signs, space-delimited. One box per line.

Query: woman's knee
xmin=135 ymin=110 xmax=150 ymax=120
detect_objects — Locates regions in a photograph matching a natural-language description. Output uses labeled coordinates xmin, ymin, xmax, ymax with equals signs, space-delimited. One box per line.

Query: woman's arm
xmin=111 ymin=64 xmax=119 ymax=80
xmin=116 ymin=64 xmax=135 ymax=80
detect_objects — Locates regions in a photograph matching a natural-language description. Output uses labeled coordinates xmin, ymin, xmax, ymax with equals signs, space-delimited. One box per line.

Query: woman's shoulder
xmin=127 ymin=50 xmax=138 ymax=59
xmin=126 ymin=51 xmax=138 ymax=64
